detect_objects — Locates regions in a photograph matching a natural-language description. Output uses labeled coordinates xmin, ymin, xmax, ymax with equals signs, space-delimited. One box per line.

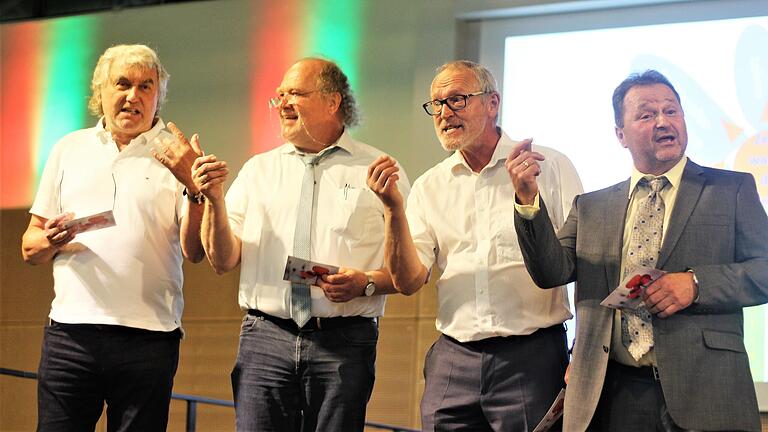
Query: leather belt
xmin=609 ymin=359 xmax=660 ymax=381
xmin=247 ymin=309 xmax=375 ymax=331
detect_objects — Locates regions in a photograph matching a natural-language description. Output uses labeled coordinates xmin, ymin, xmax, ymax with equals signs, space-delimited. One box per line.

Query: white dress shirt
xmin=407 ymin=130 xmax=583 ymax=342
xmin=30 ymin=119 xmax=186 ymax=331
xmin=226 ymin=132 xmax=411 ymax=318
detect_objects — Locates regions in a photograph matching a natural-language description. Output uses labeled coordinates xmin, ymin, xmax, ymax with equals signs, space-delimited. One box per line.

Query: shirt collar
xmin=448 ymin=127 xmax=511 ymax=173
xmin=95 ymin=117 xmax=166 ymax=146
xmin=628 ymin=156 xmax=687 ymax=199
xmin=280 ymin=129 xmax=353 ymax=158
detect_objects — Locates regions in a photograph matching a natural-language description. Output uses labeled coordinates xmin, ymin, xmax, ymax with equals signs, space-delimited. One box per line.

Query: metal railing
xmin=1 ymin=367 xmax=419 ymax=432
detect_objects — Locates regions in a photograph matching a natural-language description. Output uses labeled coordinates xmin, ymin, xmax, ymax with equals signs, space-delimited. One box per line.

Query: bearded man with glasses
xmin=367 ymin=60 xmax=582 ymax=431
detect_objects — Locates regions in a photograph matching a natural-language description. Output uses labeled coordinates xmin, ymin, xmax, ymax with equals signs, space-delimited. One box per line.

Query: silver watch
xmin=364 ymin=274 xmax=376 ymax=297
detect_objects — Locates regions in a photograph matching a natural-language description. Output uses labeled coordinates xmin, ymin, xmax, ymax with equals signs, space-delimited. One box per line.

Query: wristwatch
xmin=364 ymin=274 xmax=376 ymax=297
xmin=183 ymin=188 xmax=205 ymax=204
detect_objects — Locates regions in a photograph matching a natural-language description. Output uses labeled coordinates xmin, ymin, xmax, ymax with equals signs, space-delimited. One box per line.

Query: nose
xmin=126 ymin=86 xmax=139 ymax=102
xmin=439 ymin=103 xmax=455 ymax=119
xmin=655 ymin=113 xmax=669 ymax=128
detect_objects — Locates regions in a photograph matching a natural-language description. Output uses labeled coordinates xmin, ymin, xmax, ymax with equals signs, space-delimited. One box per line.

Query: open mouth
xmin=442 ymin=124 xmax=463 ymax=134
xmin=120 ymin=107 xmax=141 ymax=115
xmin=281 ymin=111 xmax=299 ymax=121
xmin=655 ymin=134 xmax=676 ymax=143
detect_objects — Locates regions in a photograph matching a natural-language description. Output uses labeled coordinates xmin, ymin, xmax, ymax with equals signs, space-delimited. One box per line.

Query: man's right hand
xmin=367 ymin=155 xmax=402 ymax=209
xmin=44 ymin=212 xmax=77 ymax=248
xmin=22 ymin=212 xmax=81 ymax=265
xmin=192 ymin=153 xmax=229 ymax=203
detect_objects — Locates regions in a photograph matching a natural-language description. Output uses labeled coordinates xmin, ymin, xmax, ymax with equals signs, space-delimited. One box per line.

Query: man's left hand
xmin=643 ymin=272 xmax=698 ymax=318
xmin=317 ymin=267 xmax=368 ymax=303
xmin=152 ymin=122 xmax=204 ymax=191
xmin=505 ymin=138 xmax=544 ymax=205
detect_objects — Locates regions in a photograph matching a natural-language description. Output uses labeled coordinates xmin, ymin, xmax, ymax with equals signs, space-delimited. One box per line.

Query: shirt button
xmin=603 ymin=345 xmax=609 ymax=353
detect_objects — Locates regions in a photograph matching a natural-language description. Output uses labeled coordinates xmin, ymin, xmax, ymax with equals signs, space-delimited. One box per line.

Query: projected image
xmin=503 ymin=15 xmax=768 ymax=381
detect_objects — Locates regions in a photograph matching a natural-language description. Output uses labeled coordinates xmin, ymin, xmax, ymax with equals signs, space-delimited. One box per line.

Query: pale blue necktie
xmin=290 ymin=147 xmax=338 ymax=327
xmin=621 ymin=176 xmax=669 ymax=361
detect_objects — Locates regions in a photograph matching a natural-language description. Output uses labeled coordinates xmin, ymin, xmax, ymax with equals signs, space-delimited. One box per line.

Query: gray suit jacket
xmin=515 ymin=159 xmax=768 ymax=431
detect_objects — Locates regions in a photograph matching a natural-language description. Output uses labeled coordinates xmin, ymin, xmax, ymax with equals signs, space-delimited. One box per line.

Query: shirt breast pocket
xmin=329 ymin=187 xmax=383 ymax=246
xmin=494 ymin=223 xmax=524 ymax=262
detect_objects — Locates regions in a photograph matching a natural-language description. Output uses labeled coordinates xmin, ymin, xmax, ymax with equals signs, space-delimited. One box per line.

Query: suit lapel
xmin=603 ymin=180 xmax=631 ymax=290
xmin=658 ymin=160 xmax=705 ymax=268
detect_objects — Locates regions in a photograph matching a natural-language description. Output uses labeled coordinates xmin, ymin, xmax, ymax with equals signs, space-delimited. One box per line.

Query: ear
xmin=615 ymin=126 xmax=628 ymax=148
xmin=325 ymin=92 xmax=342 ymax=115
xmin=487 ymin=92 xmax=500 ymax=117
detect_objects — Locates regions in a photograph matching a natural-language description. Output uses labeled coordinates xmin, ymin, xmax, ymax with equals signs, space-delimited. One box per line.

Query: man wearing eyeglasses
xmin=188 ymin=57 xmax=410 ymax=431
xmin=367 ymin=60 xmax=582 ymax=431
xmin=21 ymin=44 xmax=204 ymax=431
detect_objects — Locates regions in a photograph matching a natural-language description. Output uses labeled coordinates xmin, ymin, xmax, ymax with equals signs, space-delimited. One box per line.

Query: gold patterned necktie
xmin=621 ymin=176 xmax=669 ymax=361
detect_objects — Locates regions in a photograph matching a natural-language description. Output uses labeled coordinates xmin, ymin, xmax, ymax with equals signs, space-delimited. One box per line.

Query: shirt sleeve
xmin=395 ymin=161 xmax=412 ymax=206
xmin=30 ymin=139 xmax=65 ymax=219
xmin=514 ymin=193 xmax=541 ymax=220
xmin=405 ymin=185 xmax=437 ymax=270
xmin=538 ymin=149 xmax=583 ymax=229
xmin=555 ymin=151 xmax=584 ymax=227
xmin=225 ymin=160 xmax=251 ymax=237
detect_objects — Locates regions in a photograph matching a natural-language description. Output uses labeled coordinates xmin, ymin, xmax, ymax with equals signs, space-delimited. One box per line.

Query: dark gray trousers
xmin=420 ymin=324 xmax=568 ymax=432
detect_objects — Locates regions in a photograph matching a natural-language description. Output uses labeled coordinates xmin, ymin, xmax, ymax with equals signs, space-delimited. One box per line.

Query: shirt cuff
xmin=514 ymin=192 xmax=540 ymax=220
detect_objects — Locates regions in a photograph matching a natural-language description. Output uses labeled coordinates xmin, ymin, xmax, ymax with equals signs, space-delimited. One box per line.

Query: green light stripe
xmin=301 ymin=0 xmax=362 ymax=89
xmin=35 ymin=16 xmax=98 ymax=184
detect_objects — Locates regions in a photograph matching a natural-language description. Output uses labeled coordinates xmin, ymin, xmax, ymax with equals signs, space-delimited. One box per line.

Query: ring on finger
xmin=523 ymin=160 xmax=530 ymax=168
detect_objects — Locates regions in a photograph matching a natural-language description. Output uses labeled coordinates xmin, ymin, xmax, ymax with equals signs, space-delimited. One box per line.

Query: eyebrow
xmin=636 ymin=100 xmax=677 ymax=111
xmin=115 ymin=76 xmax=155 ymax=85
xmin=276 ymin=87 xmax=308 ymax=93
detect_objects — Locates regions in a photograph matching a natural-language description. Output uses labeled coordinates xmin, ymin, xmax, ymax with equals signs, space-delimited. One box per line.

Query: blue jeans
xmin=231 ymin=312 xmax=378 ymax=432
xmin=37 ymin=321 xmax=180 ymax=432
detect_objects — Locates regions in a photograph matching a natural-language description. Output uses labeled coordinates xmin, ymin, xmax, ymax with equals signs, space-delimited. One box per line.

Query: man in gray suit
xmin=509 ymin=69 xmax=768 ymax=431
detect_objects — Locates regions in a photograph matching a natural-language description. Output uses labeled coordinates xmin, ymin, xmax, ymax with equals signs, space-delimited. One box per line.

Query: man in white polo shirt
xmin=21 ymin=44 xmax=204 ymax=431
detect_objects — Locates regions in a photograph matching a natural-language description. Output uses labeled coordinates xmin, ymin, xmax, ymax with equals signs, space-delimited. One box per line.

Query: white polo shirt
xmin=30 ymin=119 xmax=185 ymax=331
xmin=407 ymin=131 xmax=583 ymax=342
xmin=226 ymin=132 xmax=411 ymax=318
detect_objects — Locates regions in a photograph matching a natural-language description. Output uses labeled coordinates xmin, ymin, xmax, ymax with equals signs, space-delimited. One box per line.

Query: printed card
xmin=600 ymin=266 xmax=666 ymax=310
xmin=282 ymin=256 xmax=340 ymax=286
xmin=62 ymin=210 xmax=116 ymax=234
xmin=532 ymin=388 xmax=566 ymax=432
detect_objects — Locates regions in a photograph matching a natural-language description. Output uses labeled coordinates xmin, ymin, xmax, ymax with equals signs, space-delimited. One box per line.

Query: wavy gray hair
xmin=88 ymin=44 xmax=169 ymax=117
xmin=311 ymin=58 xmax=360 ymax=128
xmin=434 ymin=60 xmax=498 ymax=94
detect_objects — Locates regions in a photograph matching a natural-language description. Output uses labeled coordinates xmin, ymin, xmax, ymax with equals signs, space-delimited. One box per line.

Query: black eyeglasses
xmin=422 ymin=91 xmax=486 ymax=116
